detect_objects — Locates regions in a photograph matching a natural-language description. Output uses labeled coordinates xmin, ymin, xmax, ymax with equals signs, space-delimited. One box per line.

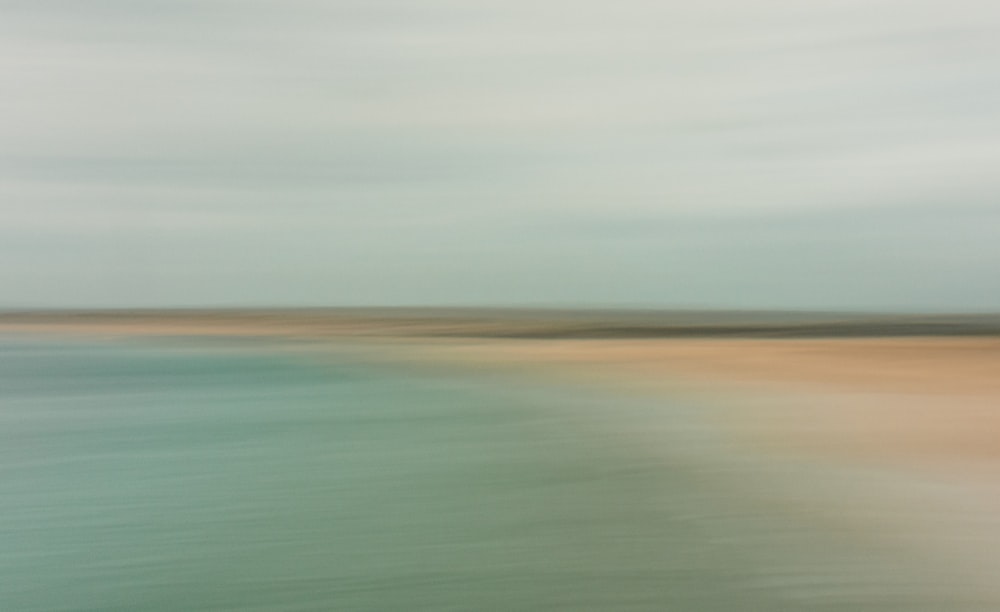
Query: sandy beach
xmin=385 ymin=337 xmax=1000 ymax=463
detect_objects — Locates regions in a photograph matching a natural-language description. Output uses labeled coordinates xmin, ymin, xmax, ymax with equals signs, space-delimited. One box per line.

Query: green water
xmin=0 ymin=337 xmax=958 ymax=610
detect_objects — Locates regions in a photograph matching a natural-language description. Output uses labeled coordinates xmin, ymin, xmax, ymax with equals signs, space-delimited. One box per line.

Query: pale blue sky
xmin=2 ymin=1 xmax=999 ymax=309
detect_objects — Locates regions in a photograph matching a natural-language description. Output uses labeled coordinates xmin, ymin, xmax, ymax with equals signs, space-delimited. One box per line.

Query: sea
xmin=0 ymin=335 xmax=972 ymax=611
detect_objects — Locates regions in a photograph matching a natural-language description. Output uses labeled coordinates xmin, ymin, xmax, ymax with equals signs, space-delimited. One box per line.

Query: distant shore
xmin=3 ymin=307 xmax=1000 ymax=339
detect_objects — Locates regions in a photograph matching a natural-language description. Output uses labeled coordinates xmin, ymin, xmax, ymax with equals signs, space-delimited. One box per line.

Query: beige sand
xmin=386 ymin=337 xmax=1000 ymax=465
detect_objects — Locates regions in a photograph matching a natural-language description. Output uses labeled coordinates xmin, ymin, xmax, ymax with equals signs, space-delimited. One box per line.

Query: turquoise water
xmin=0 ymin=337 xmax=956 ymax=610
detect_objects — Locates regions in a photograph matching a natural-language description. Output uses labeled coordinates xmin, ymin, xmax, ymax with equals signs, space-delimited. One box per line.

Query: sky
xmin=2 ymin=0 xmax=999 ymax=310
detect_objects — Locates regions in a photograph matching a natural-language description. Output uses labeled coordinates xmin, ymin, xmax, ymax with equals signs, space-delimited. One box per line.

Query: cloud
xmin=1 ymin=0 xmax=999 ymax=308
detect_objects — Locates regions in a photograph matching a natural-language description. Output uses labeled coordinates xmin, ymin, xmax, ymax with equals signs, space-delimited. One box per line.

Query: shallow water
xmin=0 ymin=337 xmax=966 ymax=610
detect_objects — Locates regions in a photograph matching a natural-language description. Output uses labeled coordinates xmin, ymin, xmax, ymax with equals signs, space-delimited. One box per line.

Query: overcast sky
xmin=2 ymin=0 xmax=999 ymax=310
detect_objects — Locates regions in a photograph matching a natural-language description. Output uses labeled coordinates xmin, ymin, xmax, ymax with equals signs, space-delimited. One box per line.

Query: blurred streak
xmin=2 ymin=0 xmax=998 ymax=606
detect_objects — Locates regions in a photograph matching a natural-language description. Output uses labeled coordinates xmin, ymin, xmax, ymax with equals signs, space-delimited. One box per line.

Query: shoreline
xmin=3 ymin=313 xmax=999 ymax=465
